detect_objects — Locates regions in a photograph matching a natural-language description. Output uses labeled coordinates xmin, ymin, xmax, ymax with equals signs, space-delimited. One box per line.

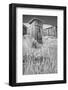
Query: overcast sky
xmin=23 ymin=15 xmax=57 ymax=26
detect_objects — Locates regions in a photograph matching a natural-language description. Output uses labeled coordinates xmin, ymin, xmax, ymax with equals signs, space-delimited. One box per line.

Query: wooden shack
xmin=29 ymin=18 xmax=43 ymax=44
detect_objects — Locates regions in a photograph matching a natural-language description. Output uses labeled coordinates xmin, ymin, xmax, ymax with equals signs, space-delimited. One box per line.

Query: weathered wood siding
xmin=29 ymin=20 xmax=43 ymax=44
xmin=42 ymin=26 xmax=57 ymax=38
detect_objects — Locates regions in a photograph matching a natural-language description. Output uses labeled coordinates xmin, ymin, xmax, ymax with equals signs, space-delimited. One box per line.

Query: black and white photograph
xmin=23 ymin=15 xmax=57 ymax=75
xmin=9 ymin=3 xmax=66 ymax=86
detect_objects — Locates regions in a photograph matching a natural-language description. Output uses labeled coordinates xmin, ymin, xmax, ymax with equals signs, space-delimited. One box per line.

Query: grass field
xmin=23 ymin=36 xmax=57 ymax=75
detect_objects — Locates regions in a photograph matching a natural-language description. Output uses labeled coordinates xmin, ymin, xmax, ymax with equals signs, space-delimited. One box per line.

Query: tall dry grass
xmin=23 ymin=36 xmax=57 ymax=75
